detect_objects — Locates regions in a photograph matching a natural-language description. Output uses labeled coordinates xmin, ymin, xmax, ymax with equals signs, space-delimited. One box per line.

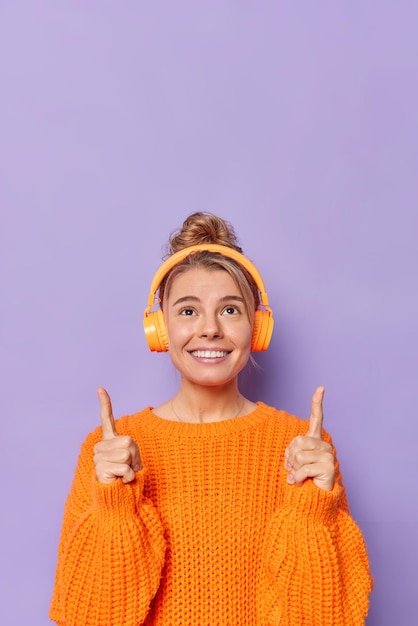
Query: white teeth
xmin=191 ymin=350 xmax=228 ymax=358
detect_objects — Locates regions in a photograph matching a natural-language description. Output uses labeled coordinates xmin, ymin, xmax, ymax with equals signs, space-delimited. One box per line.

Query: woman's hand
xmin=284 ymin=387 xmax=335 ymax=492
xmin=94 ymin=388 xmax=142 ymax=484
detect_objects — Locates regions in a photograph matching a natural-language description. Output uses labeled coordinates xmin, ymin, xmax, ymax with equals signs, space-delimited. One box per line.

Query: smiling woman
xmin=50 ymin=212 xmax=373 ymax=626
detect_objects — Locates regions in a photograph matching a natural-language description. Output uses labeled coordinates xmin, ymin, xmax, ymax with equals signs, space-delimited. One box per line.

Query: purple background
xmin=1 ymin=2 xmax=417 ymax=624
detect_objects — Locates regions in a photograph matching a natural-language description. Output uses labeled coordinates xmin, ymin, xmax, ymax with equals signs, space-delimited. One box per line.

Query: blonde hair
xmin=159 ymin=212 xmax=260 ymax=321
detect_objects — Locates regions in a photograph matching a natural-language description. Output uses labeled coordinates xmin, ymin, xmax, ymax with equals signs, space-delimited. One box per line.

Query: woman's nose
xmin=197 ymin=314 xmax=223 ymax=338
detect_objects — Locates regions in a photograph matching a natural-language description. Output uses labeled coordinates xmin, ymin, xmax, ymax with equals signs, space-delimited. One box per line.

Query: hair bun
xmin=167 ymin=212 xmax=242 ymax=256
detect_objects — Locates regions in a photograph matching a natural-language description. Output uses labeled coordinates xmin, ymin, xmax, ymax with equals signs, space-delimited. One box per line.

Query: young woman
xmin=50 ymin=212 xmax=372 ymax=625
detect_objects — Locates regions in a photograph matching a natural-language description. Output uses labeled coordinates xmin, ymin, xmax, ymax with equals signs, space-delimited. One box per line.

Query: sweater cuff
xmin=92 ymin=468 xmax=146 ymax=515
xmin=282 ymin=473 xmax=343 ymax=525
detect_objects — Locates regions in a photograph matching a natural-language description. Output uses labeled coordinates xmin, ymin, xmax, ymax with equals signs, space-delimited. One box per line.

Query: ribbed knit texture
xmin=50 ymin=403 xmax=372 ymax=625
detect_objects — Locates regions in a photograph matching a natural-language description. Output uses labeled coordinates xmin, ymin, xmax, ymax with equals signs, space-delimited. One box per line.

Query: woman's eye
xmin=223 ymin=306 xmax=240 ymax=315
xmin=180 ymin=308 xmax=196 ymax=316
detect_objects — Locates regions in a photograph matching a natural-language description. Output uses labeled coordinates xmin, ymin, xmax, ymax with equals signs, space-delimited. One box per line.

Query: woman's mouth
xmin=189 ymin=350 xmax=230 ymax=358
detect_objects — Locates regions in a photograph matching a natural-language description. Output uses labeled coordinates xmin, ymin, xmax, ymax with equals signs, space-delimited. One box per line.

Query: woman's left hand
xmin=284 ymin=387 xmax=335 ymax=492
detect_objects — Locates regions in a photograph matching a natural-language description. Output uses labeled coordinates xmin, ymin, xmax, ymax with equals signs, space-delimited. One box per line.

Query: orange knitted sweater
xmin=50 ymin=402 xmax=372 ymax=625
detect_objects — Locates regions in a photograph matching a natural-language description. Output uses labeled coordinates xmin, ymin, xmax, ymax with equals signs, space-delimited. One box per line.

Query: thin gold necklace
xmin=170 ymin=396 xmax=246 ymax=423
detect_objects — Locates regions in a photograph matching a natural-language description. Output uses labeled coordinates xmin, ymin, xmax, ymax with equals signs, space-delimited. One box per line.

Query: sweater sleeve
xmin=49 ymin=429 xmax=167 ymax=626
xmin=257 ymin=441 xmax=373 ymax=626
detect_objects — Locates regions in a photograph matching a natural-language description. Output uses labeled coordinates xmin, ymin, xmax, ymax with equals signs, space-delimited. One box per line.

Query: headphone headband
xmin=145 ymin=243 xmax=271 ymax=311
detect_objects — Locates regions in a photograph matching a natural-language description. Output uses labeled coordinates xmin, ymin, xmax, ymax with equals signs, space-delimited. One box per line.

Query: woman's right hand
xmin=94 ymin=387 xmax=142 ymax=484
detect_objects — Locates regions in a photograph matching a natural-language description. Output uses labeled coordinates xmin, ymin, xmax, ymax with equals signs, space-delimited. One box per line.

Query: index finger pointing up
xmin=307 ymin=386 xmax=325 ymax=439
xmin=97 ymin=387 xmax=118 ymax=440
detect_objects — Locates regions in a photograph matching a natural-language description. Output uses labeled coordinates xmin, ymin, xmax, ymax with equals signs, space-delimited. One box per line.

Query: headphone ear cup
xmin=143 ymin=310 xmax=169 ymax=352
xmin=251 ymin=310 xmax=274 ymax=352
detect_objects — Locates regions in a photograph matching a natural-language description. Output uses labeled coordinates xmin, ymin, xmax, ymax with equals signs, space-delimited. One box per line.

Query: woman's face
xmin=164 ymin=267 xmax=253 ymax=388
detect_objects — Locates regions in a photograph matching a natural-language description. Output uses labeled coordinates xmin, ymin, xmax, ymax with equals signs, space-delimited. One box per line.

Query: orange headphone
xmin=143 ymin=243 xmax=274 ymax=352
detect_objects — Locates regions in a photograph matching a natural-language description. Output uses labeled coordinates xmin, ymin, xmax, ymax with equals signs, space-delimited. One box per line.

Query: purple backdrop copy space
xmin=1 ymin=2 xmax=417 ymax=624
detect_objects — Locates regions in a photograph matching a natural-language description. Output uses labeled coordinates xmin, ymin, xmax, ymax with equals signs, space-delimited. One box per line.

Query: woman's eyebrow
xmin=172 ymin=296 xmax=200 ymax=307
xmin=219 ymin=295 xmax=245 ymax=303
